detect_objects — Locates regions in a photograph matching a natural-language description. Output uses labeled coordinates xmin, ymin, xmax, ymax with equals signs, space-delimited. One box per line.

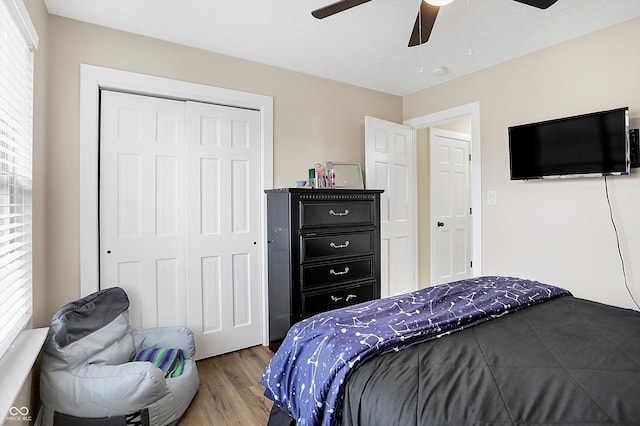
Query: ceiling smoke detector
xmin=431 ymin=67 xmax=447 ymax=75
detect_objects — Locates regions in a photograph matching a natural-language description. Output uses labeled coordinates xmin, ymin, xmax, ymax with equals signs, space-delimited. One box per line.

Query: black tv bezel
xmin=508 ymin=107 xmax=630 ymax=180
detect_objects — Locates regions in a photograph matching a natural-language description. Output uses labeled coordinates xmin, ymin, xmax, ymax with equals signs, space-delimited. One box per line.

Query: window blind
xmin=0 ymin=0 xmax=37 ymax=360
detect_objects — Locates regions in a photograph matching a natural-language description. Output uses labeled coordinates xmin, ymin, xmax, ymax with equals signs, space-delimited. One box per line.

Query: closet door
xmin=185 ymin=101 xmax=262 ymax=358
xmin=99 ymin=91 xmax=263 ymax=359
xmin=100 ymin=90 xmax=187 ymax=329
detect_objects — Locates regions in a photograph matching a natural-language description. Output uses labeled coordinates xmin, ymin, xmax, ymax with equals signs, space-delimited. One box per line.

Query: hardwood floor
xmin=180 ymin=345 xmax=275 ymax=425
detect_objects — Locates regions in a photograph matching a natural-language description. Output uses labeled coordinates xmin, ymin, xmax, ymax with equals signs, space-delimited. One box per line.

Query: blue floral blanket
xmin=261 ymin=276 xmax=570 ymax=426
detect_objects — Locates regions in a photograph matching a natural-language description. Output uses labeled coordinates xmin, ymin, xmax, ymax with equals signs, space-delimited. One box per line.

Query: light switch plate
xmin=487 ymin=190 xmax=497 ymax=206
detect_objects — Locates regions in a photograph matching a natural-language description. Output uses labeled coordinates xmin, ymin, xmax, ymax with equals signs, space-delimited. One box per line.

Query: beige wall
xmin=416 ymin=128 xmax=430 ymax=288
xmin=26 ymin=0 xmax=49 ymax=331
xmin=405 ymin=17 xmax=640 ymax=309
xmin=36 ymin=8 xmax=640 ymax=325
xmin=40 ymin=14 xmax=401 ymax=321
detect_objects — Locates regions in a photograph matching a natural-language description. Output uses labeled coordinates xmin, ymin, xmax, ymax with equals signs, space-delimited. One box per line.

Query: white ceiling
xmin=44 ymin=0 xmax=640 ymax=96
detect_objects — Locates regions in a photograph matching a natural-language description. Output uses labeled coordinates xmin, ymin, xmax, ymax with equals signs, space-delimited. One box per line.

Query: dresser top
xmin=265 ymin=188 xmax=384 ymax=194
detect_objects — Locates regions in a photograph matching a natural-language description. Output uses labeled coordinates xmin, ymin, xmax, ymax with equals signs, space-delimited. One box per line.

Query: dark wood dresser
xmin=265 ymin=188 xmax=383 ymax=351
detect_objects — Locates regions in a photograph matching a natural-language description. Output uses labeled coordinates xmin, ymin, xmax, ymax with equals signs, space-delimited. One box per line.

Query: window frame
xmin=0 ymin=0 xmax=38 ymax=359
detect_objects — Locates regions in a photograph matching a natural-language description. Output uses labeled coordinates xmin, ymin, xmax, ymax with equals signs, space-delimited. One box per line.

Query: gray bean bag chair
xmin=39 ymin=287 xmax=199 ymax=426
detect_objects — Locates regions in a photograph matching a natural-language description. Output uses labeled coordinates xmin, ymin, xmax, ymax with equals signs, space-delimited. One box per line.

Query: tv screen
xmin=509 ymin=107 xmax=630 ymax=180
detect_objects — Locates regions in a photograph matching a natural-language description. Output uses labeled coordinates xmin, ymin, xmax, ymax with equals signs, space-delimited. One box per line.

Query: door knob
xmin=437 ymin=221 xmax=444 ymax=227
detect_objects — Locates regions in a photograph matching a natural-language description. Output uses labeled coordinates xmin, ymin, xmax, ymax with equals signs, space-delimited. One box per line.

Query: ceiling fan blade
xmin=408 ymin=1 xmax=439 ymax=47
xmin=512 ymin=0 xmax=558 ymax=9
xmin=312 ymin=0 xmax=372 ymax=19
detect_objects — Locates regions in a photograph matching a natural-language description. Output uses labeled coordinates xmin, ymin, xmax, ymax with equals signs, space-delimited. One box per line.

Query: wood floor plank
xmin=180 ymin=345 xmax=275 ymax=425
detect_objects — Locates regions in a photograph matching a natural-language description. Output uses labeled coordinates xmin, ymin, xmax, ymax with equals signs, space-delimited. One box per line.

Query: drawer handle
xmin=330 ymin=293 xmax=357 ymax=303
xmin=329 ymin=266 xmax=350 ymax=276
xmin=329 ymin=241 xmax=350 ymax=249
xmin=329 ymin=209 xmax=350 ymax=216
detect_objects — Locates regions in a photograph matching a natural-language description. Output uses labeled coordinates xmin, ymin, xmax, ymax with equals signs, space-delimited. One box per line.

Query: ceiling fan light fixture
xmin=425 ymin=0 xmax=454 ymax=6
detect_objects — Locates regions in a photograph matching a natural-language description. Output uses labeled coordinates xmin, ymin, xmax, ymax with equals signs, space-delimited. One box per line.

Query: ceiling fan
xmin=312 ymin=0 xmax=558 ymax=47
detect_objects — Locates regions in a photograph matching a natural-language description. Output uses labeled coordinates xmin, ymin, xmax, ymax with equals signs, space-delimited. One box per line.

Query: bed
xmin=261 ymin=276 xmax=640 ymax=426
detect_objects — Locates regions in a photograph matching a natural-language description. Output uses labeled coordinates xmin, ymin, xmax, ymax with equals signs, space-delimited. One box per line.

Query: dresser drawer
xmin=302 ymin=257 xmax=374 ymax=290
xmin=303 ymin=282 xmax=375 ymax=317
xmin=299 ymin=200 xmax=374 ymax=228
xmin=301 ymin=231 xmax=374 ymax=261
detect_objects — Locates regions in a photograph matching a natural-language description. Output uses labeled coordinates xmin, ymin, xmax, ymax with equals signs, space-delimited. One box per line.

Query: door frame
xmin=404 ymin=102 xmax=482 ymax=278
xmin=79 ymin=64 xmax=274 ymax=344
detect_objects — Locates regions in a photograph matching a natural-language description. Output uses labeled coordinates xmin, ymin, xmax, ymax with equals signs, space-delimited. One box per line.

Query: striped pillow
xmin=132 ymin=348 xmax=185 ymax=378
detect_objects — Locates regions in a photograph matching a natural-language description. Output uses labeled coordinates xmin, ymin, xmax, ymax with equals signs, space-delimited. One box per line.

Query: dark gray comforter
xmin=341 ymin=296 xmax=640 ymax=425
xmin=268 ymin=295 xmax=640 ymax=425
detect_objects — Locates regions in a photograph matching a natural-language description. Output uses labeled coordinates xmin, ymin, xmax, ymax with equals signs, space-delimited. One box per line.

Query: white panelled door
xmin=99 ymin=90 xmax=263 ymax=359
xmin=100 ymin=91 xmax=187 ymax=329
xmin=364 ymin=116 xmax=417 ymax=297
xmin=185 ymin=101 xmax=262 ymax=359
xmin=430 ymin=128 xmax=471 ymax=285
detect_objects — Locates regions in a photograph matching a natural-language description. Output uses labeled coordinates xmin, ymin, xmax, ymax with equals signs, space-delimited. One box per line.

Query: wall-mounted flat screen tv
xmin=509 ymin=107 xmax=630 ymax=180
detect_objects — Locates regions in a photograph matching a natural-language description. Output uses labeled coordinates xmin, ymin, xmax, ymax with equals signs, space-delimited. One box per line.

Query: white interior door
xmin=99 ymin=90 xmax=263 ymax=359
xmin=430 ymin=128 xmax=472 ymax=285
xmin=364 ymin=116 xmax=417 ymax=297
xmin=185 ymin=101 xmax=262 ymax=359
xmin=100 ymin=90 xmax=187 ymax=329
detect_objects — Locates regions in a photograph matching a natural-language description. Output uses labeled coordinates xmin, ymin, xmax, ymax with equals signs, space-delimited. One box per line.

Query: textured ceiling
xmin=44 ymin=0 xmax=640 ymax=95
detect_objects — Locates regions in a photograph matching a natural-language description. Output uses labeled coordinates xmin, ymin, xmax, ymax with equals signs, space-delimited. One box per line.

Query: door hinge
xmin=469 ymin=154 xmax=471 ymax=162
xmin=470 ymin=207 xmax=472 ymax=214
xmin=470 ymin=261 xmax=473 ymax=268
